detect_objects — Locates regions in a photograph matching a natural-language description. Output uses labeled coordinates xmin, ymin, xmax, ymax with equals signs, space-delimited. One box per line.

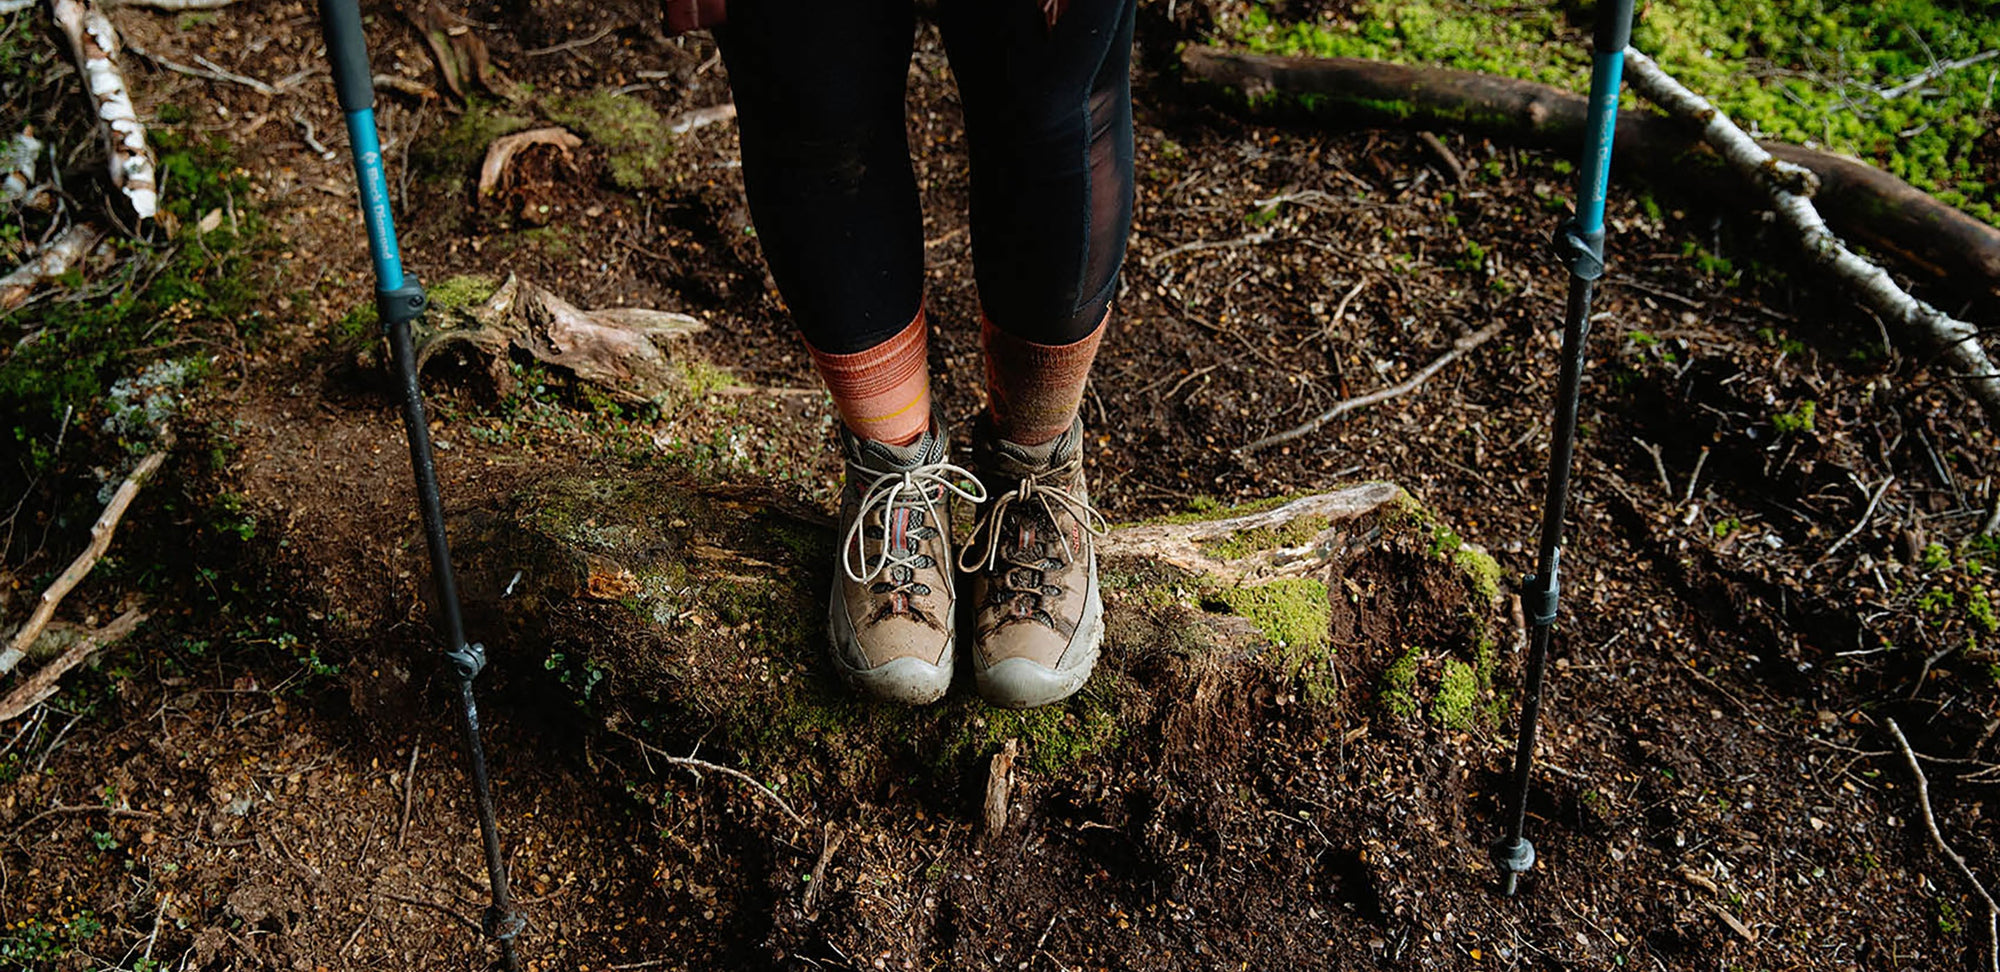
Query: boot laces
xmin=841 ymin=460 xmax=987 ymax=588
xmin=960 ymin=451 xmax=1109 ymax=579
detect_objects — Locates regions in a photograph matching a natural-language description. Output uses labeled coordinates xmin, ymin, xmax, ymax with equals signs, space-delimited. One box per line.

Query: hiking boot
xmin=829 ymin=416 xmax=987 ymax=705
xmin=960 ymin=415 xmax=1109 ymax=709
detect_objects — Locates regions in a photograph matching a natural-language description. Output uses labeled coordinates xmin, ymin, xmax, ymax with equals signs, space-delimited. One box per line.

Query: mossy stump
xmin=440 ymin=467 xmax=1508 ymax=814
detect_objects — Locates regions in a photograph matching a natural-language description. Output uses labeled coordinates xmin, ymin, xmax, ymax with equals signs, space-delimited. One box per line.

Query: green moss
xmin=1197 ymin=578 xmax=1327 ymax=701
xmin=547 ymin=91 xmax=675 ymax=191
xmin=1968 ymin=588 xmax=1997 ymax=634
xmin=1380 ymin=645 xmax=1423 ymax=719
xmin=1431 ymin=658 xmax=1480 ymax=730
xmin=1197 ymin=514 xmax=1331 ymax=560
xmin=414 ymin=100 xmax=533 ymax=184
xmin=1771 ymin=400 xmax=1818 ymax=434
xmin=1456 ymin=544 xmax=1503 ymax=604
xmin=1230 ymin=0 xmax=2000 ymax=226
xmin=680 ymin=359 xmax=741 ymax=397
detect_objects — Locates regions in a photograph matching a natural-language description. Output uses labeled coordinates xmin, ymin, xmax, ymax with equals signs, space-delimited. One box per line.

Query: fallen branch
xmin=1099 ymin=481 xmax=1407 ymax=585
xmin=0 ymin=607 xmax=147 ymax=722
xmin=0 ymin=449 xmax=166 ymax=678
xmin=1239 ymin=319 xmax=1507 ymax=454
xmin=1178 ymin=48 xmax=2000 ymax=293
xmin=618 ymin=730 xmax=809 ymax=830
xmin=1623 ymin=48 xmax=2000 ymax=434
xmin=1888 ymin=718 xmax=1999 ymax=972
xmin=1874 ymin=49 xmax=1999 ymax=101
xmin=1 ymin=130 xmax=41 ymax=204
xmin=51 ymin=0 xmax=157 ymax=219
xmin=666 ymin=102 xmax=736 ymax=136
xmin=0 ymin=223 xmax=105 ymax=313
xmin=111 ymin=0 xmax=245 ymax=8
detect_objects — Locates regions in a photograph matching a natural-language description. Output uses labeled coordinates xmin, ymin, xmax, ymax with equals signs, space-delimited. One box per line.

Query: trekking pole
xmin=317 ymin=1 xmax=524 ymax=962
xmin=1491 ymin=0 xmax=1635 ymax=898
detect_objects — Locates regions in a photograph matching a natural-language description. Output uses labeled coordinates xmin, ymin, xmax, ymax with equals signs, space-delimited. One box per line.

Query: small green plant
xmin=1713 ymin=516 xmax=1743 ymax=539
xmin=1453 ymin=239 xmax=1487 ymax=272
xmin=1380 ymin=646 xmax=1423 ymax=719
xmin=1771 ymin=400 xmax=1817 ymax=434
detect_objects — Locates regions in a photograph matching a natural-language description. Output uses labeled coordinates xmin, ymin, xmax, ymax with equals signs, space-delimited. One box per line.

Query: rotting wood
xmin=1178 ymin=47 xmax=2000 ymax=295
xmin=983 ymin=738 xmax=1018 ymax=838
xmin=412 ymin=274 xmax=706 ymax=403
xmin=1623 ymin=49 xmax=2000 ymax=435
xmin=1099 ymin=481 xmax=1406 ymax=585
xmin=51 ymin=0 xmax=156 ymax=219
xmin=477 ymin=127 xmax=582 ymax=200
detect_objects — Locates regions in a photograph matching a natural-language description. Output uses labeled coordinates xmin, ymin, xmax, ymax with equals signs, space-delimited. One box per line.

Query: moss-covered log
xmin=1180 ymin=47 xmax=2000 ymax=296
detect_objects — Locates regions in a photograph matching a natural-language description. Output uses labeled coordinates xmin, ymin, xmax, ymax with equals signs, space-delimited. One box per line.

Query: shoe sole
xmin=974 ymin=570 xmax=1103 ymax=709
xmin=827 ymin=591 xmax=954 ymax=705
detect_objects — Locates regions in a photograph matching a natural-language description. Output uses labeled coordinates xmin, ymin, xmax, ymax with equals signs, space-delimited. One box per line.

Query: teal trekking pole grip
xmin=1493 ymin=0 xmax=1635 ymax=898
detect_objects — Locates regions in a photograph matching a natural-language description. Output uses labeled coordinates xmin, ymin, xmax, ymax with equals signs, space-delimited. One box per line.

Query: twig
xmin=523 ymin=23 xmax=618 ymax=56
xmin=1240 ymin=320 xmax=1506 ymax=453
xmin=396 ymin=742 xmax=421 ymax=850
xmin=1815 ymin=475 xmax=1894 ymax=565
xmin=124 ymin=39 xmax=278 ymax=96
xmin=616 ymin=731 xmax=809 ymax=829
xmin=1320 ymin=279 xmax=1366 ymax=340
xmin=1681 ymin=446 xmax=1710 ymax=506
xmin=1874 ymin=49 xmax=2000 ymax=101
xmin=0 ymin=607 xmax=148 ymax=722
xmin=1626 ymin=48 xmax=2000 ymax=435
xmin=1143 ymin=230 xmax=1275 ymax=268
xmin=372 ymin=891 xmax=481 ymax=933
xmin=52 ymin=0 xmax=157 ymax=219
xmin=0 ymin=449 xmax=166 ymax=678
xmin=799 ymin=822 xmax=844 ymax=916
xmin=1416 ymin=131 xmax=1466 ymax=184
xmin=1634 ymin=437 xmax=1673 ymax=497
xmin=1888 ymin=718 xmax=2000 ymax=972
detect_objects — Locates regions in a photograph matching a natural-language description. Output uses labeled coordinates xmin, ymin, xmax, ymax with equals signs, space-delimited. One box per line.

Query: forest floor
xmin=2 ymin=1 xmax=1998 ymax=970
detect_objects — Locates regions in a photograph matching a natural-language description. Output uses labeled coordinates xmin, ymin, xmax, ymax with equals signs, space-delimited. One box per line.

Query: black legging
xmin=715 ymin=0 xmax=1136 ymax=354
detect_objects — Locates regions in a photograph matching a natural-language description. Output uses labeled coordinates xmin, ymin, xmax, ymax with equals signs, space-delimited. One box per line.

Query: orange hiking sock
xmin=808 ymin=308 xmax=933 ymax=447
xmin=982 ymin=310 xmax=1107 ymax=446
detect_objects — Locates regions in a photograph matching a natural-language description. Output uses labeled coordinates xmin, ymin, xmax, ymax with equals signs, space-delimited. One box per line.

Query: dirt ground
xmin=4 ymin=0 xmax=1998 ymax=969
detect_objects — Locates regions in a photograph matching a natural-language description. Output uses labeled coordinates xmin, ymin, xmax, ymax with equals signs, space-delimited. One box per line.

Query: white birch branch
xmin=0 ymin=223 xmax=106 ymax=313
xmin=0 ymin=450 xmax=166 ymax=679
xmin=1 ymin=131 xmax=41 ymax=205
xmin=1624 ymin=48 xmax=2000 ymax=432
xmin=51 ymin=0 xmax=157 ymax=220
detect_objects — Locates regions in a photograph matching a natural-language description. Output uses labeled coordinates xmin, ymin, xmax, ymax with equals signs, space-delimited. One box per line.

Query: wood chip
xmin=1706 ymin=902 xmax=1757 ymax=942
xmin=983 ymin=738 xmax=1018 ymax=837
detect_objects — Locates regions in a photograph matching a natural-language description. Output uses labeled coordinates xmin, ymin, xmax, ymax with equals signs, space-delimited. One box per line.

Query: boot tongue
xmin=991 ymin=420 xmax=1079 ymax=478
xmin=851 ymin=426 xmax=946 ymax=473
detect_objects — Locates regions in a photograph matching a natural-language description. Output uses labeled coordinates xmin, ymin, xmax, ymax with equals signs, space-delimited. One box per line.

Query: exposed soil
xmin=4 ymin=1 xmax=1997 ymax=970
